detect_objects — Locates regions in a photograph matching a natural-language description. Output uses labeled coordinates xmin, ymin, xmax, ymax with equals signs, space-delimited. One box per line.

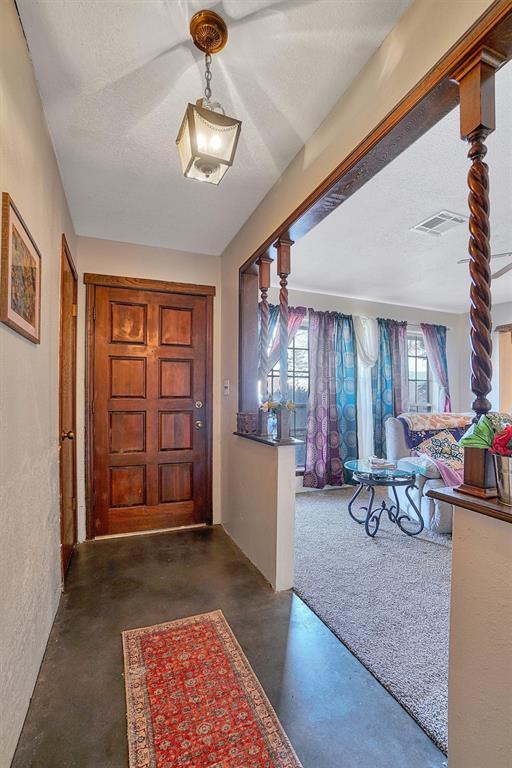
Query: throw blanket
xmin=430 ymin=457 xmax=464 ymax=487
xmin=399 ymin=412 xmax=472 ymax=431
xmin=398 ymin=412 xmax=472 ymax=449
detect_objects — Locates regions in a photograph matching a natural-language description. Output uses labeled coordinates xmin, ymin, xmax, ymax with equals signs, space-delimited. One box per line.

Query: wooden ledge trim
xmin=233 ymin=432 xmax=304 ymax=447
xmin=427 ymin=486 xmax=512 ymax=524
xmin=84 ymin=273 xmax=216 ymax=296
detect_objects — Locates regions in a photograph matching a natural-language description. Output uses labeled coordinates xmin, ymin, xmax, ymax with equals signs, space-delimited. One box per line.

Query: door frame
xmin=59 ymin=234 xmax=78 ymax=579
xmin=84 ymin=273 xmax=216 ymax=539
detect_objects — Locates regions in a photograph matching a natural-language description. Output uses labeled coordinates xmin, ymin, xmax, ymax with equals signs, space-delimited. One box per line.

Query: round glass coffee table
xmin=344 ymin=459 xmax=424 ymax=538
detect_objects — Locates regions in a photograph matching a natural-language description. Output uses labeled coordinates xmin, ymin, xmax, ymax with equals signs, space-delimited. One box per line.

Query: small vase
xmin=257 ymin=409 xmax=272 ymax=438
xmin=493 ymin=454 xmax=512 ymax=506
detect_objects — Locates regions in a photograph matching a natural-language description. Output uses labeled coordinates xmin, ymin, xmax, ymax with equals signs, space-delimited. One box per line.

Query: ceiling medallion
xmin=176 ymin=10 xmax=241 ymax=186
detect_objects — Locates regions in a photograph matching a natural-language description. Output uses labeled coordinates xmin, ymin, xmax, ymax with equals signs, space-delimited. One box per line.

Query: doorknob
xmin=61 ymin=430 xmax=75 ymax=440
xmin=194 ymin=420 xmax=204 ymax=430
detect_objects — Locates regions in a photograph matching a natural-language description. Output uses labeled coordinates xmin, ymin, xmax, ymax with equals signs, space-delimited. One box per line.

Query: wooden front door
xmin=87 ymin=275 xmax=214 ymax=537
xmin=59 ymin=236 xmax=78 ymax=578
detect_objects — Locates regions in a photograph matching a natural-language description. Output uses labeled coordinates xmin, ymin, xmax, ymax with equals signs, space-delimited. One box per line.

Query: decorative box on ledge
xmin=458 ymin=446 xmax=497 ymax=499
xmin=236 ymin=412 xmax=258 ymax=436
xmin=235 ymin=408 xmax=304 ymax=447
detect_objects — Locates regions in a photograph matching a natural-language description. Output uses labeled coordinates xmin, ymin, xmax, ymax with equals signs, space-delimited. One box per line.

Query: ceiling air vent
xmin=411 ymin=210 xmax=468 ymax=236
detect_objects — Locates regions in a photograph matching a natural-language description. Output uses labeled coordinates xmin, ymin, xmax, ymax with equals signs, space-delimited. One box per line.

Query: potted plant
xmin=459 ymin=414 xmax=512 ymax=504
xmin=490 ymin=424 xmax=512 ymax=506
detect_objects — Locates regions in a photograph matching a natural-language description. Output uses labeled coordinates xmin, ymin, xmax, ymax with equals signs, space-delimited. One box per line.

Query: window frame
xmin=407 ymin=330 xmax=434 ymax=413
xmin=267 ymin=317 xmax=309 ymax=470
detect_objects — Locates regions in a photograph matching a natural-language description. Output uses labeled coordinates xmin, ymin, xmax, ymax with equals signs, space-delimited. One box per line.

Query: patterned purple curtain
xmin=268 ymin=306 xmax=307 ymax=370
xmin=387 ymin=319 xmax=409 ymax=415
xmin=420 ymin=323 xmax=451 ymax=411
xmin=303 ymin=311 xmax=344 ymax=488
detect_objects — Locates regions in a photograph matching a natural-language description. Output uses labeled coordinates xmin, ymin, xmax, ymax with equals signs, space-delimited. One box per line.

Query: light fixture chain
xmin=204 ymin=53 xmax=212 ymax=101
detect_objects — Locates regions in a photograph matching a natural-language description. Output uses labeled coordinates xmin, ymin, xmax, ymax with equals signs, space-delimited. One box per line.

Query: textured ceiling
xmin=287 ymin=62 xmax=512 ymax=313
xmin=17 ymin=0 xmax=411 ymax=255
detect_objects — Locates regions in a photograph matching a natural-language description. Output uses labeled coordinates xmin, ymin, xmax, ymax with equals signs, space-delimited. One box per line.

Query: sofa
xmin=385 ymin=412 xmax=472 ymax=534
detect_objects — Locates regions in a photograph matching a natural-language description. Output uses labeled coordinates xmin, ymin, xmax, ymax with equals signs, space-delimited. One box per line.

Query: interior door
xmin=59 ymin=236 xmax=78 ymax=578
xmin=90 ymin=282 xmax=212 ymax=536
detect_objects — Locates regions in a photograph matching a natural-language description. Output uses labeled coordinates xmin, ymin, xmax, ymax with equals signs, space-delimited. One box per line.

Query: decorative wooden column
xmin=274 ymin=237 xmax=293 ymax=442
xmin=257 ymin=255 xmax=272 ymax=401
xmin=453 ymin=48 xmax=504 ymax=497
xmin=257 ymin=255 xmax=273 ymax=437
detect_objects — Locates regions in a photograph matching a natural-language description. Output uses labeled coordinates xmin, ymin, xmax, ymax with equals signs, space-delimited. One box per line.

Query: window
xmin=267 ymin=319 xmax=309 ymax=470
xmin=407 ymin=331 xmax=433 ymax=412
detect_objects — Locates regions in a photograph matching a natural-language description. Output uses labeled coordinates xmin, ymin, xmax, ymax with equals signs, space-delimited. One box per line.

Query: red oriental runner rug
xmin=122 ymin=610 xmax=303 ymax=768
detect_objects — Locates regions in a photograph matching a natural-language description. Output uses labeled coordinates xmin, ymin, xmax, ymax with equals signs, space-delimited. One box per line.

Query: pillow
xmin=397 ymin=455 xmax=441 ymax=479
xmin=416 ymin=430 xmax=464 ymax=471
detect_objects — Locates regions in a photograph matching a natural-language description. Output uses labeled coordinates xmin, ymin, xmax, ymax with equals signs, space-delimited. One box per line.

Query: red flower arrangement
xmin=491 ymin=425 xmax=512 ymax=456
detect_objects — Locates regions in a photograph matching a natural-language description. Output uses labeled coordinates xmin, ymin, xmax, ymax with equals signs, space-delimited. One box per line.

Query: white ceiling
xmin=17 ymin=0 xmax=411 ymax=255
xmin=288 ymin=62 xmax=512 ymax=313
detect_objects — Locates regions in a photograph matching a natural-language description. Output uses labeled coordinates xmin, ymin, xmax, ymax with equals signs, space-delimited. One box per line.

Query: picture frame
xmin=1 ymin=192 xmax=42 ymax=343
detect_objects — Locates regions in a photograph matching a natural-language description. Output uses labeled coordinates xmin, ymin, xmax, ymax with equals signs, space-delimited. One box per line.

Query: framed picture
xmin=1 ymin=193 xmax=41 ymax=343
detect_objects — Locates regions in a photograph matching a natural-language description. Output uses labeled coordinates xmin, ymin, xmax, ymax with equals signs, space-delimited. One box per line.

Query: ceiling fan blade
xmin=457 ymin=251 xmax=511 ymax=265
xmin=492 ymin=262 xmax=512 ymax=280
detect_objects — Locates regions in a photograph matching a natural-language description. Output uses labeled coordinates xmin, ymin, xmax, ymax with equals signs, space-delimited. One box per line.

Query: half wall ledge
xmin=427 ymin=487 xmax=512 ymax=525
xmin=233 ymin=432 xmax=304 ymax=447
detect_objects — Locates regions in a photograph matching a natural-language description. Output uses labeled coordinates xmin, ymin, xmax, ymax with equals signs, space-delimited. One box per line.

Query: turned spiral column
xmin=274 ymin=237 xmax=293 ymax=441
xmin=467 ymin=129 xmax=493 ymax=420
xmin=452 ymin=47 xmax=504 ymax=498
xmin=258 ymin=255 xmax=272 ymax=402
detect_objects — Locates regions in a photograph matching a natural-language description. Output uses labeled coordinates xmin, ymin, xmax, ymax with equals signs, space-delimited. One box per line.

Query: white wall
xmin=224 ymin=439 xmax=296 ymax=589
xmin=449 ymin=506 xmax=512 ymax=768
xmin=457 ymin=301 xmax=512 ymax=413
xmin=498 ymin=327 xmax=512 ymax=413
xmin=220 ymin=0 xmax=494 ymax=592
xmin=273 ymin=287 xmax=464 ymax=411
xmin=0 ymin=1 xmax=77 ymax=764
xmin=75 ymin=236 xmax=222 ymax=539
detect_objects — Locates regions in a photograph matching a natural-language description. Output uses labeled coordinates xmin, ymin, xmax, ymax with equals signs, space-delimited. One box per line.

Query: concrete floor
xmin=12 ymin=526 xmax=446 ymax=768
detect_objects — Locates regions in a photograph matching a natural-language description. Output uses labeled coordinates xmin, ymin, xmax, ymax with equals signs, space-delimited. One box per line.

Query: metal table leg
xmin=347 ymin=482 xmax=367 ymax=524
xmin=396 ymin=482 xmax=424 ymax=536
xmin=364 ymin=492 xmax=386 ymax=537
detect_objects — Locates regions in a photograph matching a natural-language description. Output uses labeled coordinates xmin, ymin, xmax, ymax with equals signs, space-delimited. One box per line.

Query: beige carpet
xmin=294 ymin=487 xmax=451 ymax=753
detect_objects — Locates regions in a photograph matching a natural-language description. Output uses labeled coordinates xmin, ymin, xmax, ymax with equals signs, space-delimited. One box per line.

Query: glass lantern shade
xmin=176 ymin=102 xmax=241 ymax=185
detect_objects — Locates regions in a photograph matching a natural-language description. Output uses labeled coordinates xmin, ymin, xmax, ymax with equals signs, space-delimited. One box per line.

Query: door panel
xmin=91 ymin=285 xmax=211 ymax=536
xmin=59 ymin=237 xmax=78 ymax=578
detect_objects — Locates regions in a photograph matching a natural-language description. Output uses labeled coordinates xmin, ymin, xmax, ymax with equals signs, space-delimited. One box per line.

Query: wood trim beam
xmin=240 ymin=1 xmax=512 ymax=272
xmin=84 ymin=273 xmax=216 ymax=296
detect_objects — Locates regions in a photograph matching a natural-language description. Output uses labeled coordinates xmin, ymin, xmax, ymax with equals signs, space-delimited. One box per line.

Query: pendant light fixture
xmin=176 ymin=10 xmax=242 ymax=185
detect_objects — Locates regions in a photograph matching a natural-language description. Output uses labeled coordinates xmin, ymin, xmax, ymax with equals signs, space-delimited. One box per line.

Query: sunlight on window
xmin=268 ymin=319 xmax=309 ymax=469
xmin=407 ymin=332 xmax=433 ymax=413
